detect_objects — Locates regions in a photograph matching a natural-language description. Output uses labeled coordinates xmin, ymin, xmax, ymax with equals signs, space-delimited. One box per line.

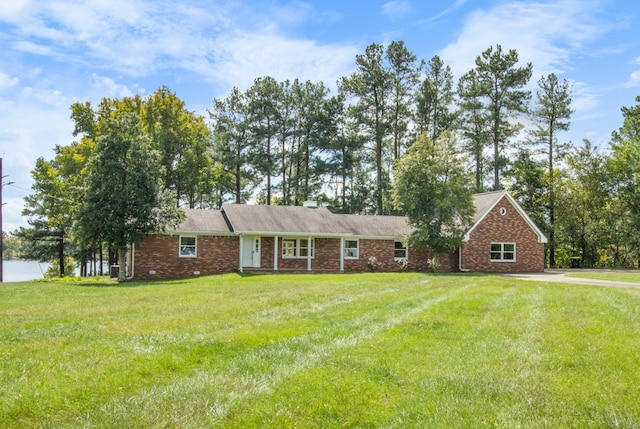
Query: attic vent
xmin=499 ymin=207 xmax=507 ymax=216
xmin=303 ymin=198 xmax=318 ymax=209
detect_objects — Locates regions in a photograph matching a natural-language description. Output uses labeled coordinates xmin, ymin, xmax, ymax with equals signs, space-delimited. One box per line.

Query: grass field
xmin=566 ymin=270 xmax=640 ymax=284
xmin=1 ymin=273 xmax=640 ymax=428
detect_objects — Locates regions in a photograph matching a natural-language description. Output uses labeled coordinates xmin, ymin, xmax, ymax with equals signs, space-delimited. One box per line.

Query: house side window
xmin=179 ymin=236 xmax=197 ymax=258
xmin=344 ymin=240 xmax=359 ymax=259
xmin=490 ymin=242 xmax=515 ymax=262
xmin=282 ymin=238 xmax=315 ymax=258
xmin=394 ymin=241 xmax=408 ymax=259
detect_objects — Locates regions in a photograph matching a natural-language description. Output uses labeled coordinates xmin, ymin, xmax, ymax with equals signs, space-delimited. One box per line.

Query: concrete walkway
xmin=500 ymin=269 xmax=640 ymax=289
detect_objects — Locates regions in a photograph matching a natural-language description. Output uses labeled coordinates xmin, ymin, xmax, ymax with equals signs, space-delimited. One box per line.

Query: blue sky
xmin=1 ymin=0 xmax=639 ymax=232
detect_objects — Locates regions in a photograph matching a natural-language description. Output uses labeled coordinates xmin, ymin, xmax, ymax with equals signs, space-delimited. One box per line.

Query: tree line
xmin=10 ymin=41 xmax=640 ymax=278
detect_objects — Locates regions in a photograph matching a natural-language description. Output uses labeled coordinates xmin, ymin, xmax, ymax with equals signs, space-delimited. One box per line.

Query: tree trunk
xmin=58 ymin=235 xmax=65 ymax=277
xmin=117 ymin=247 xmax=127 ymax=282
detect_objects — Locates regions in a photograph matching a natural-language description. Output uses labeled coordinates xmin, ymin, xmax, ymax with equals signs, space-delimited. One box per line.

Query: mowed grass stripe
xmin=79 ymin=277 xmax=486 ymax=427
xmin=223 ymin=280 xmax=640 ymax=428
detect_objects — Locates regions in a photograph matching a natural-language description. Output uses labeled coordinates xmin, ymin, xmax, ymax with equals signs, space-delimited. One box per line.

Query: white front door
xmin=242 ymin=236 xmax=261 ymax=268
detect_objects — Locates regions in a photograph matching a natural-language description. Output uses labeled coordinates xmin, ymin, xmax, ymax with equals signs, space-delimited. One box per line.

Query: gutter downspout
xmin=307 ymin=236 xmax=312 ymax=271
xmin=131 ymin=243 xmax=135 ymax=279
xmin=274 ymin=236 xmax=278 ymax=271
xmin=458 ymin=246 xmax=470 ymax=272
xmin=239 ymin=235 xmax=244 ymax=273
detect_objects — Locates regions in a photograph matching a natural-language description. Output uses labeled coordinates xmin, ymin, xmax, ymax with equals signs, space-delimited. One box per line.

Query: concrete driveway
xmin=500 ymin=269 xmax=640 ymax=289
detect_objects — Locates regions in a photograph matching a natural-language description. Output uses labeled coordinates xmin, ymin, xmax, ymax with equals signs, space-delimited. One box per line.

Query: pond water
xmin=2 ymin=260 xmax=50 ymax=282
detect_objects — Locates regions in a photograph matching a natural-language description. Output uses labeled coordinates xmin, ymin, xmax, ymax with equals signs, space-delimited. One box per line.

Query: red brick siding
xmin=133 ymin=235 xmax=239 ymax=279
xmin=461 ymin=196 xmax=545 ymax=272
xmin=246 ymin=237 xmax=457 ymax=273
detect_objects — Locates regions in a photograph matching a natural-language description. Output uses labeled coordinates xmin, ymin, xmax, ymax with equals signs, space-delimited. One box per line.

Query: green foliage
xmin=2 ymin=233 xmax=26 ymax=260
xmin=458 ymin=69 xmax=492 ymax=192
xmin=473 ymin=44 xmax=533 ymax=190
xmin=505 ymin=149 xmax=548 ymax=234
xmin=44 ymin=255 xmax=76 ymax=278
xmin=610 ymin=96 xmax=640 ymax=254
xmin=529 ymin=73 xmax=574 ymax=267
xmin=2 ymin=273 xmax=640 ymax=427
xmin=416 ymin=55 xmax=457 ymax=142
xmin=393 ymin=132 xmax=475 ymax=253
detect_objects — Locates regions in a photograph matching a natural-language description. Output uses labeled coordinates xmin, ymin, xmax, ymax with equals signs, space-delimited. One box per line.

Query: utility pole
xmin=1 ymin=157 xmax=4 ymax=282
xmin=1 ymin=157 xmax=13 ymax=283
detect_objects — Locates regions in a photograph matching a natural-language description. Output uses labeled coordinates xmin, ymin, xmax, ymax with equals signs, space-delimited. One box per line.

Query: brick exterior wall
xmin=133 ymin=235 xmax=239 ymax=280
xmin=460 ymin=196 xmax=545 ymax=272
xmin=255 ymin=237 xmax=457 ymax=273
xmin=132 ymin=197 xmax=543 ymax=280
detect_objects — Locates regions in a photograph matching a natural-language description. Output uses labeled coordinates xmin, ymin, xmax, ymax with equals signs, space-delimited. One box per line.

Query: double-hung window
xmin=344 ymin=240 xmax=359 ymax=259
xmin=394 ymin=241 xmax=408 ymax=259
xmin=179 ymin=236 xmax=197 ymax=257
xmin=490 ymin=242 xmax=515 ymax=261
xmin=282 ymin=238 xmax=315 ymax=258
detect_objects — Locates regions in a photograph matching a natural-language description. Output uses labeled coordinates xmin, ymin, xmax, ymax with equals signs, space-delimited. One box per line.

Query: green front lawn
xmin=566 ymin=270 xmax=640 ymax=283
xmin=1 ymin=273 xmax=639 ymax=428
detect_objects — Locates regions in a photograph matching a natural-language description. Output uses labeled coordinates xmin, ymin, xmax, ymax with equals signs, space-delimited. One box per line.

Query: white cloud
xmin=0 ymin=73 xmax=19 ymax=90
xmin=207 ymin=31 xmax=358 ymax=92
xmin=628 ymin=70 xmax=640 ymax=87
xmin=12 ymin=41 xmax=55 ymax=57
xmin=91 ymin=74 xmax=136 ymax=98
xmin=439 ymin=0 xmax=609 ymax=79
xmin=382 ymin=1 xmax=413 ymax=19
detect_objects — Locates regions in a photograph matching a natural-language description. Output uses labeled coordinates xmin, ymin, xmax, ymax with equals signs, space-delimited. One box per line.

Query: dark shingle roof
xmin=174 ymin=208 xmax=231 ymax=233
xmin=221 ymin=204 xmax=413 ymax=237
xmin=221 ymin=204 xmax=341 ymax=235
xmin=472 ymin=190 xmax=507 ymax=223
xmin=333 ymin=214 xmax=413 ymax=237
xmin=171 ymin=191 xmax=544 ymax=242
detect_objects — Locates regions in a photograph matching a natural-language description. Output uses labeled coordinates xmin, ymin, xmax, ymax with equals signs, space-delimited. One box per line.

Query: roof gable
xmin=464 ymin=190 xmax=547 ymax=243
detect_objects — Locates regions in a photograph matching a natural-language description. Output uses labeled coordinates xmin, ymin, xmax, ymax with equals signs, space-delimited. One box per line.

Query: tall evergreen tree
xmin=474 ymin=45 xmax=532 ymax=190
xmin=386 ymin=40 xmax=421 ymax=160
xmin=210 ymin=87 xmax=255 ymax=204
xmin=246 ymin=76 xmax=281 ymax=205
xmin=416 ymin=55 xmax=456 ymax=142
xmin=530 ymin=73 xmax=573 ymax=267
xmin=457 ymin=69 xmax=491 ymax=192
xmin=340 ymin=43 xmax=393 ymax=214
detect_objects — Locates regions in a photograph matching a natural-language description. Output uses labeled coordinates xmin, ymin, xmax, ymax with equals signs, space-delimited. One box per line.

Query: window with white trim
xmin=490 ymin=242 xmax=515 ymax=261
xmin=344 ymin=240 xmax=359 ymax=259
xmin=179 ymin=236 xmax=197 ymax=257
xmin=282 ymin=238 xmax=315 ymax=258
xmin=394 ymin=241 xmax=408 ymax=259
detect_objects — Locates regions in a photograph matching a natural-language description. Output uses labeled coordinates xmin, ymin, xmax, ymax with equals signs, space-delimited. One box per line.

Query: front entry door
xmin=242 ymin=236 xmax=261 ymax=268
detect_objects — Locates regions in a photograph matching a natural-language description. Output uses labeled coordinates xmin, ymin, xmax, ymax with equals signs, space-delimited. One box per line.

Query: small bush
xmin=367 ymin=256 xmax=379 ymax=272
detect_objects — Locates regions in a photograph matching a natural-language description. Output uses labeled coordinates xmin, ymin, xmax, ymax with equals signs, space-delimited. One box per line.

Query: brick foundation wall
xmin=133 ymin=235 xmax=239 ymax=280
xmin=461 ymin=196 xmax=545 ymax=272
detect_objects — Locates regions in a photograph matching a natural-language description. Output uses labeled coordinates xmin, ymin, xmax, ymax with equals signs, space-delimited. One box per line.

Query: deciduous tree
xmin=393 ymin=131 xmax=475 ymax=256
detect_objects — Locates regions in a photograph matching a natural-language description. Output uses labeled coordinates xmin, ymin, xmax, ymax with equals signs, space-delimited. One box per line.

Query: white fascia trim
xmin=233 ymin=231 xmax=350 ymax=238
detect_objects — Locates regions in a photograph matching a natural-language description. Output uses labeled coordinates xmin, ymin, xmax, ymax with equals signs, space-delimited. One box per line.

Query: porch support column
xmin=274 ymin=236 xmax=278 ymax=271
xmin=238 ymin=235 xmax=243 ymax=273
xmin=340 ymin=237 xmax=344 ymax=272
xmin=307 ymin=236 xmax=312 ymax=271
